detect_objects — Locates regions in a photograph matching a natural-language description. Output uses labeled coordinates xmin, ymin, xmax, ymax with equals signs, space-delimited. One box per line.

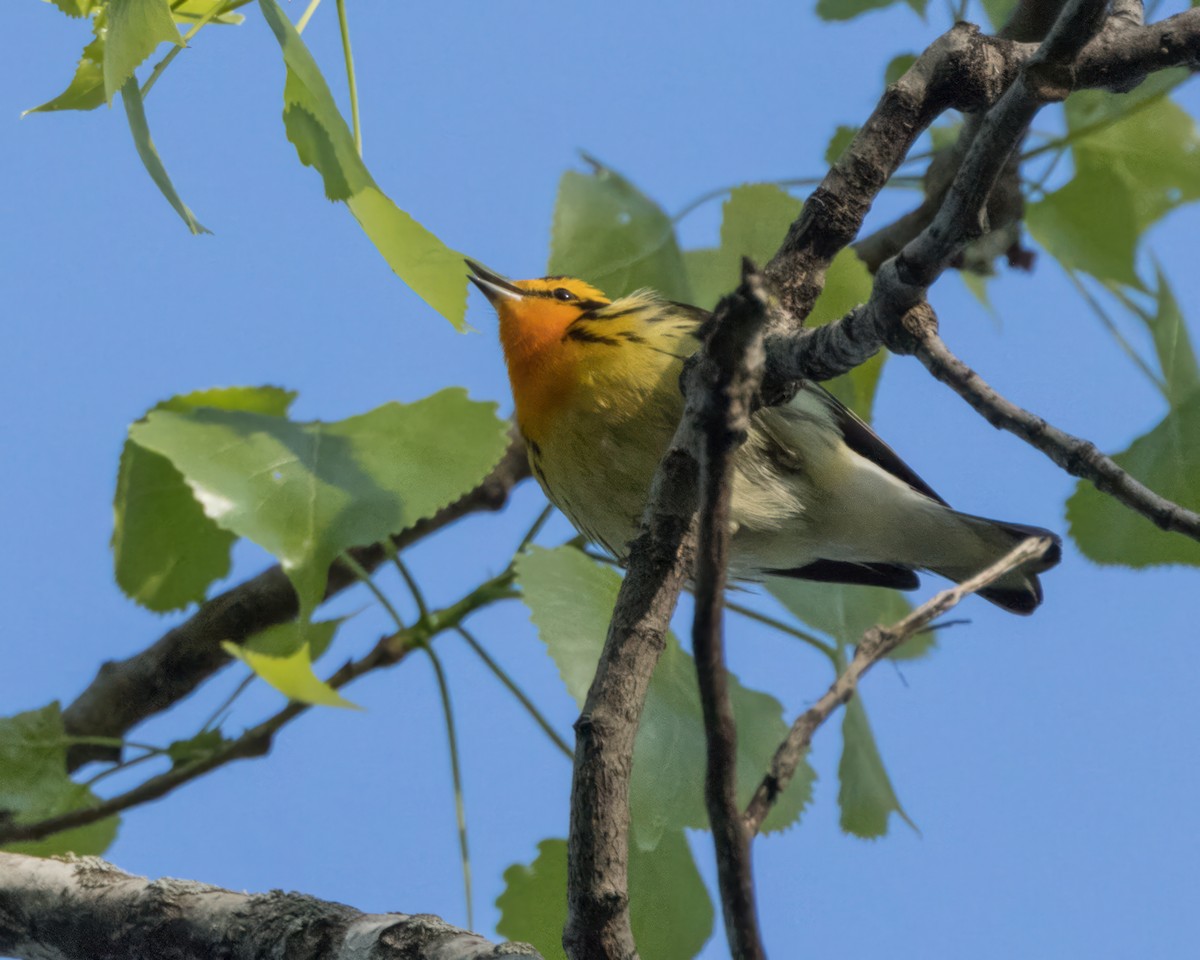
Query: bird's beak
xmin=465 ymin=259 xmax=524 ymax=305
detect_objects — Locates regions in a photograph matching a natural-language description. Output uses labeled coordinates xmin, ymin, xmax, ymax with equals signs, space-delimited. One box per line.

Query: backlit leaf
xmin=549 ymin=159 xmax=691 ymax=302
xmin=24 ymin=34 xmax=106 ymax=114
xmin=1065 ymin=389 xmax=1200 ymax=567
xmin=223 ymin=639 xmax=355 ymax=708
xmin=817 ymin=0 xmax=905 ymax=21
xmin=1142 ymin=266 xmax=1200 ymax=407
xmin=0 ymin=704 xmax=118 ymax=856
xmin=516 ymin=546 xmax=815 ymax=846
xmin=114 ymin=386 xmax=295 ymax=612
xmin=883 ymin=55 xmax=916 ymax=87
xmin=130 ymin=389 xmax=510 ymax=616
xmin=258 ymin=0 xmax=467 ymax=327
xmin=103 ymin=0 xmax=181 ymax=102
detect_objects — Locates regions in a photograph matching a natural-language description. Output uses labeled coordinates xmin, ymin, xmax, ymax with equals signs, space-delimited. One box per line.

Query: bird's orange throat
xmin=497 ymin=302 xmax=580 ymax=443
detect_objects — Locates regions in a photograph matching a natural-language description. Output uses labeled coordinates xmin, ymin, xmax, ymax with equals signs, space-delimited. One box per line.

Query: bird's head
xmin=466 ymin=260 xmax=610 ymax=359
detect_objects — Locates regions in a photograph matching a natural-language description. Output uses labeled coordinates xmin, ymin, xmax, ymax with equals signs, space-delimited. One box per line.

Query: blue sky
xmin=3 ymin=2 xmax=1198 ymax=958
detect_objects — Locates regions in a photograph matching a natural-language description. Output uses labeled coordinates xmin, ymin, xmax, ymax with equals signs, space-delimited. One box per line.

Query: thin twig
xmin=141 ymin=0 xmax=231 ymax=98
xmin=296 ymin=0 xmax=322 ymax=33
xmin=744 ymin=537 xmax=1055 ymax=834
xmin=691 ymin=264 xmax=770 ymax=960
xmin=455 ymin=626 xmax=573 ymax=759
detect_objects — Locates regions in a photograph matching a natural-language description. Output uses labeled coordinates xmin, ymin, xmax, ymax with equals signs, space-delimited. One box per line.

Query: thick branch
xmin=0 ymin=852 xmax=540 ymax=960
xmin=63 ymin=433 xmax=530 ymax=770
xmin=692 ymin=265 xmax=769 ymax=960
xmin=743 ymin=537 xmax=1055 ymax=834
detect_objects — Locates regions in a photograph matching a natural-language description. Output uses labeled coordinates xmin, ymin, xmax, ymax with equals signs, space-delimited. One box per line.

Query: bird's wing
xmin=796 ymin=382 xmax=949 ymax=506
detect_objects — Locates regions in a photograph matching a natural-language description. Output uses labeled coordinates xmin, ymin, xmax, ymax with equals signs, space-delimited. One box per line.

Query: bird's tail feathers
xmin=929 ymin=513 xmax=1062 ymax=615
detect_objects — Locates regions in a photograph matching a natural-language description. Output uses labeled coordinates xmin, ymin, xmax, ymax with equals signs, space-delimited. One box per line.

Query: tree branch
xmin=910 ymin=326 xmax=1200 ymax=540
xmin=0 ymin=852 xmax=541 ymax=960
xmin=743 ymin=537 xmax=1056 ymax=834
xmin=63 ymin=432 xmax=530 ymax=770
xmin=564 ymin=274 xmax=769 ymax=960
xmin=692 ymin=264 xmax=769 ymax=960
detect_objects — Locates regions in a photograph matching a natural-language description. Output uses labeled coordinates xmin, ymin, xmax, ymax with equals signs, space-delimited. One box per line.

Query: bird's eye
xmin=552 ymin=287 xmax=576 ymax=301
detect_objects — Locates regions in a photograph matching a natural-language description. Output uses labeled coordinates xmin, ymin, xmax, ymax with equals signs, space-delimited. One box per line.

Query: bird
xmin=466 ymin=260 xmax=1061 ymax=614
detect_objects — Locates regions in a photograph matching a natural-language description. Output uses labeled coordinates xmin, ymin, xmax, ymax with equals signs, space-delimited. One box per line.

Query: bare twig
xmin=692 ymin=264 xmax=770 ymax=960
xmin=63 ymin=433 xmax=529 ymax=770
xmin=0 ymin=852 xmax=540 ymax=960
xmin=912 ymin=328 xmax=1200 ymax=540
xmin=743 ymin=537 xmax=1055 ymax=834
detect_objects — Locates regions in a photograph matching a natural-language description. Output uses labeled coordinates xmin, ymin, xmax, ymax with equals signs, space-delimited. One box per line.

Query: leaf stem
xmin=421 ymin=643 xmax=473 ymax=930
xmin=340 ymin=551 xmax=407 ymax=630
xmin=724 ymin=600 xmax=838 ymax=663
xmin=335 ymin=0 xmax=362 ymax=155
xmin=141 ymin=0 xmax=231 ymax=99
xmin=381 ymin=541 xmax=430 ymax=623
xmin=296 ymin=0 xmax=323 ymax=33
xmin=455 ymin=626 xmax=573 ymax=759
xmin=517 ymin=504 xmax=556 ymax=553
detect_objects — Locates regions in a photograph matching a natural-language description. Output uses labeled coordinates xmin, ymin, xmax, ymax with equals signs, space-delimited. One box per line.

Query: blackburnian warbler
xmin=467 ymin=261 xmax=1060 ymax=613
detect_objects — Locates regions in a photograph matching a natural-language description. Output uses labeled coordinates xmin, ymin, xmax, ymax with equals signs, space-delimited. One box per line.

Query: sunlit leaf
xmin=549 ymin=159 xmax=691 ymax=302
xmin=45 ymin=0 xmax=102 ymax=17
xmin=496 ymin=833 xmax=713 ymax=960
xmin=172 ymin=0 xmax=245 ymax=23
xmin=103 ymin=0 xmax=181 ymax=102
xmin=839 ymin=696 xmax=916 ymax=838
xmin=121 ymin=77 xmax=209 ymax=234
xmin=0 ymin=704 xmax=118 ymax=856
xmin=981 ymin=0 xmax=1018 ymax=29
xmin=223 ymin=614 xmax=355 ymax=708
xmin=24 ymin=34 xmax=106 ymax=114
xmin=130 ymin=389 xmax=510 ymax=616
xmin=114 ymin=386 xmax=296 ymax=612
xmin=516 ymin=546 xmax=815 ymax=846
xmin=1065 ymin=389 xmax=1200 ymax=567
xmin=258 ymin=0 xmax=467 ymax=327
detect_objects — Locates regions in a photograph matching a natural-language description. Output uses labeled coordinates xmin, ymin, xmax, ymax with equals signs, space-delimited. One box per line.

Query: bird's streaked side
xmin=467 ymin=260 xmax=1061 ymax=614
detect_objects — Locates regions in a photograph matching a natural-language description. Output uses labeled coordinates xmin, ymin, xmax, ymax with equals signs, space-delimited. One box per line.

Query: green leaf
xmin=0 ymin=704 xmax=118 ymax=856
xmin=258 ymin=0 xmax=467 ymax=328
xmin=548 ymin=159 xmax=692 ymax=302
xmin=121 ymin=77 xmax=210 ymax=235
xmin=1065 ymin=389 xmax=1200 ymax=567
xmin=129 ymin=389 xmax=510 ymax=616
xmin=824 ymin=125 xmax=859 ymax=166
xmin=1029 ymin=75 xmax=1200 ymax=286
xmin=767 ymin=576 xmax=932 ymax=660
xmin=172 ymin=0 xmax=245 ymax=23
xmin=1143 ymin=266 xmax=1200 ymax=407
xmin=682 ymin=184 xmax=883 ymax=418
xmin=839 ymin=696 xmax=916 ymax=838
xmin=816 ymin=0 xmax=903 ymax=22
xmin=103 ymin=0 xmax=182 ymax=102
xmin=223 ymin=639 xmax=356 ymax=708
xmin=114 ymin=386 xmax=296 ymax=612
xmin=516 ymin=546 xmax=815 ymax=845
xmin=981 ymin=0 xmax=1018 ymax=29
xmin=46 ymin=0 xmax=102 ymax=16
xmin=496 ymin=833 xmax=713 ymax=960
xmin=884 ymin=54 xmax=916 ymax=87
xmin=166 ymin=729 xmax=229 ymax=767
xmin=24 ymin=34 xmax=106 ymax=114
xmin=682 ymin=183 xmax=801 ymax=310
xmin=243 ymin=617 xmax=343 ymax=660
